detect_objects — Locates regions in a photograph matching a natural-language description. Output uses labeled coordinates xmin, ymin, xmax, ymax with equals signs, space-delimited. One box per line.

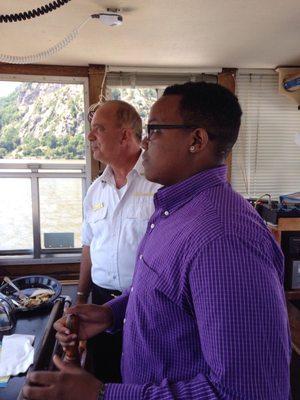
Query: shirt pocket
xmin=123 ymin=199 xmax=153 ymax=245
xmin=86 ymin=205 xmax=108 ymax=224
xmin=133 ymin=257 xmax=181 ymax=330
xmin=134 ymin=256 xmax=160 ymax=295
xmin=125 ymin=198 xmax=153 ymax=220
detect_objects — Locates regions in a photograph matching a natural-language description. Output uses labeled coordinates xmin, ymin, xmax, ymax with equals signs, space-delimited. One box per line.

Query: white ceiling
xmin=1 ymin=0 xmax=300 ymax=69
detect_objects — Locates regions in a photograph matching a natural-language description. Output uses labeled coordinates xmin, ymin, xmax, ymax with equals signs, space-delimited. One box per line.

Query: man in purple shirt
xmin=23 ymin=82 xmax=290 ymax=400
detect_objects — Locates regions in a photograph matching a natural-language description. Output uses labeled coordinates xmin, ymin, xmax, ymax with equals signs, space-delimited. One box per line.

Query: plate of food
xmin=0 ymin=275 xmax=62 ymax=312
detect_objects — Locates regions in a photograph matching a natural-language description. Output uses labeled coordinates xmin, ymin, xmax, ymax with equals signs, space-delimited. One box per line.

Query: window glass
xmin=0 ymin=78 xmax=87 ymax=261
xmin=39 ymin=178 xmax=83 ymax=249
xmin=0 ymin=178 xmax=33 ymax=251
xmin=0 ymin=81 xmax=85 ymax=161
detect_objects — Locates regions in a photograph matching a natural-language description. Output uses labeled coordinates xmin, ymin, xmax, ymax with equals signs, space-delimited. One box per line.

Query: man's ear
xmin=120 ymin=128 xmax=129 ymax=144
xmin=190 ymin=128 xmax=209 ymax=152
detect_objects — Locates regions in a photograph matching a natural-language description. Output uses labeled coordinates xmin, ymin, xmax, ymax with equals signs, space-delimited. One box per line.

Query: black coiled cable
xmin=0 ymin=0 xmax=71 ymax=23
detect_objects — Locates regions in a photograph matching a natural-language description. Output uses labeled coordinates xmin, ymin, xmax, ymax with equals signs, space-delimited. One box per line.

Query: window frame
xmin=232 ymin=69 xmax=300 ymax=199
xmin=0 ymin=73 xmax=91 ymax=265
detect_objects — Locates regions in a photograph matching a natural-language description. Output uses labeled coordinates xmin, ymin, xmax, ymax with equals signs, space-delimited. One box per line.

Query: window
xmin=0 ymin=76 xmax=90 ymax=264
xmin=232 ymin=71 xmax=300 ymax=199
xmin=108 ymin=87 xmax=159 ymax=127
xmin=106 ymin=71 xmax=217 ymax=128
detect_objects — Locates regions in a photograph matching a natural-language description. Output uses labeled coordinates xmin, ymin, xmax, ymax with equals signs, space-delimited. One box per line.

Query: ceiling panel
xmin=0 ymin=0 xmax=299 ymax=68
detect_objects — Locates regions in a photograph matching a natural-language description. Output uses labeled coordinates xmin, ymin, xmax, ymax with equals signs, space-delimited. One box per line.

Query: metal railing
xmin=0 ymin=161 xmax=86 ymax=262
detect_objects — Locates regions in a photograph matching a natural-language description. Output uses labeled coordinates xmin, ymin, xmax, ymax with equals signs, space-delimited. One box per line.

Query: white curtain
xmin=232 ymin=72 xmax=300 ymax=199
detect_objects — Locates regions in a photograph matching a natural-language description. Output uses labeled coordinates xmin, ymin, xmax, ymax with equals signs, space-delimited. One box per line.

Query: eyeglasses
xmin=88 ymin=110 xmax=94 ymax=123
xmin=145 ymin=124 xmax=198 ymax=140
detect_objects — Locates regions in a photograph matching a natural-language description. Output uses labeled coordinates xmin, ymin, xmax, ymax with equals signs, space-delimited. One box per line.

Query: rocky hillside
xmin=0 ymin=82 xmax=85 ymax=159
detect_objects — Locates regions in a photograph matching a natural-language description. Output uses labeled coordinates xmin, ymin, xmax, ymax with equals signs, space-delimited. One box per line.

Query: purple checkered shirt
xmin=106 ymin=165 xmax=290 ymax=399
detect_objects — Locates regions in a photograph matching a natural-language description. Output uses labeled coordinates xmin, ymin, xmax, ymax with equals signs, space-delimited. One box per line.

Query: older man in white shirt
xmin=77 ymin=100 xmax=160 ymax=383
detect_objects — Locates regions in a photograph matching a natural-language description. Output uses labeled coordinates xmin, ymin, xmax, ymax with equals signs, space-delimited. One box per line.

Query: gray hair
xmin=88 ymin=100 xmax=142 ymax=141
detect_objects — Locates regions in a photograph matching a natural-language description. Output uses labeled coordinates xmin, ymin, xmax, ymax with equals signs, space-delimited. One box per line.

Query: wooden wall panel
xmin=0 ymin=263 xmax=80 ymax=281
xmin=0 ymin=63 xmax=89 ymax=77
xmin=88 ymin=64 xmax=106 ymax=180
xmin=217 ymin=69 xmax=237 ymax=182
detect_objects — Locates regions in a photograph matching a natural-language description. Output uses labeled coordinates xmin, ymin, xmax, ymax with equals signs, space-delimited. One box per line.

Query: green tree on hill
xmin=0 ymin=82 xmax=85 ymax=160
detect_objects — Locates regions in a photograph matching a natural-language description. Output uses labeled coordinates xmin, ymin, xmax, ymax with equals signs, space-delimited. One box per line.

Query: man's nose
xmin=141 ymin=136 xmax=149 ymax=150
xmin=87 ymin=129 xmax=95 ymax=141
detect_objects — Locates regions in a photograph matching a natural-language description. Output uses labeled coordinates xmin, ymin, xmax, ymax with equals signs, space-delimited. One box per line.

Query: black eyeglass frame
xmin=145 ymin=124 xmax=198 ymax=140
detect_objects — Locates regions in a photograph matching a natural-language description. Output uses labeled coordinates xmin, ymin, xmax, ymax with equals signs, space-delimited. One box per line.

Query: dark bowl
xmin=0 ymin=275 xmax=62 ymax=312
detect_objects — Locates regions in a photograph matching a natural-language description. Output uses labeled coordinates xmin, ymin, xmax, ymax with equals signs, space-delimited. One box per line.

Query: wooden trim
xmin=287 ymin=300 xmax=300 ymax=355
xmin=0 ymin=263 xmax=80 ymax=281
xmin=88 ymin=64 xmax=107 ymax=180
xmin=268 ymin=218 xmax=300 ymax=247
xmin=0 ymin=63 xmax=89 ymax=77
xmin=225 ymin=152 xmax=232 ymax=183
xmin=218 ymin=69 xmax=237 ymax=92
xmin=278 ymin=218 xmax=300 ymax=231
xmin=286 ymin=291 xmax=300 ymax=301
xmin=268 ymin=219 xmax=300 ymax=300
xmin=217 ymin=69 xmax=237 ymax=182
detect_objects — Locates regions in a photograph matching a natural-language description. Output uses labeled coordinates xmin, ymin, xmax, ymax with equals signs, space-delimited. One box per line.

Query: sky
xmin=0 ymin=81 xmax=21 ymax=98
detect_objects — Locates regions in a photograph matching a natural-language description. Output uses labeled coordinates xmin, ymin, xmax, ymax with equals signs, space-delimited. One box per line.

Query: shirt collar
xmin=132 ymin=152 xmax=145 ymax=176
xmin=154 ymin=165 xmax=228 ymax=213
xmin=100 ymin=151 xmax=145 ymax=184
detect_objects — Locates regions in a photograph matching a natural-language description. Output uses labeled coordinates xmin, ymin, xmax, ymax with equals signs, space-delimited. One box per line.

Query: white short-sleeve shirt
xmin=82 ymin=154 xmax=161 ymax=292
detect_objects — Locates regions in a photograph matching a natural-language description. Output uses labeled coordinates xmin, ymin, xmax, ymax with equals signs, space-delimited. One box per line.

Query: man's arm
xmin=25 ymin=235 xmax=290 ymax=400
xmin=54 ymin=292 xmax=130 ymax=348
xmin=77 ymin=245 xmax=92 ymax=304
xmin=186 ymin=235 xmax=290 ymax=399
xmin=102 ymin=235 xmax=290 ymax=400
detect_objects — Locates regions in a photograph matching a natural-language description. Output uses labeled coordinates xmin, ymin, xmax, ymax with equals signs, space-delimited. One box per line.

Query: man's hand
xmin=54 ymin=304 xmax=114 ymax=348
xmin=76 ymin=294 xmax=88 ymax=305
xmin=22 ymin=355 xmax=103 ymax=400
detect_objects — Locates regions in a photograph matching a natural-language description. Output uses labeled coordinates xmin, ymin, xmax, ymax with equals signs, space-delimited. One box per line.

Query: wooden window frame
xmin=0 ymin=63 xmax=106 ymax=279
xmin=217 ymin=68 xmax=237 ymax=183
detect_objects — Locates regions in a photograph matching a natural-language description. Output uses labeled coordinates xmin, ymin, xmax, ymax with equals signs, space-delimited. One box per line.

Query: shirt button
xmin=131 ymin=287 xmax=134 ymax=292
xmin=164 ymin=210 xmax=169 ymax=216
xmin=150 ymin=223 xmax=155 ymax=229
xmin=139 ymin=254 xmax=143 ymax=260
xmin=123 ymin=318 xmax=126 ymax=324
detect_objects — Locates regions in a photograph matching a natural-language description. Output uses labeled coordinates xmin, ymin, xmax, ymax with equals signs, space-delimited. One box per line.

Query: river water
xmin=0 ymin=178 xmax=83 ymax=251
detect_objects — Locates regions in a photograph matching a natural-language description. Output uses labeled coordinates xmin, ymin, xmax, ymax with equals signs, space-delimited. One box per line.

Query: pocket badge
xmin=92 ymin=202 xmax=105 ymax=211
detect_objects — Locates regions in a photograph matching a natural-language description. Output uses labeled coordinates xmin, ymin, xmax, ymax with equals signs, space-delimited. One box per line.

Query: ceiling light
xmin=91 ymin=9 xmax=123 ymax=27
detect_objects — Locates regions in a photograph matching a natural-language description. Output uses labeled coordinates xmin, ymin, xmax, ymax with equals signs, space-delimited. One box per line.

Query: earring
xmin=190 ymin=146 xmax=195 ymax=152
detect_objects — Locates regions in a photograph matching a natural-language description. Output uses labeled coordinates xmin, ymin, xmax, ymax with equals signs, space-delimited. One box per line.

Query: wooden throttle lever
xmin=63 ymin=314 xmax=80 ymax=364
